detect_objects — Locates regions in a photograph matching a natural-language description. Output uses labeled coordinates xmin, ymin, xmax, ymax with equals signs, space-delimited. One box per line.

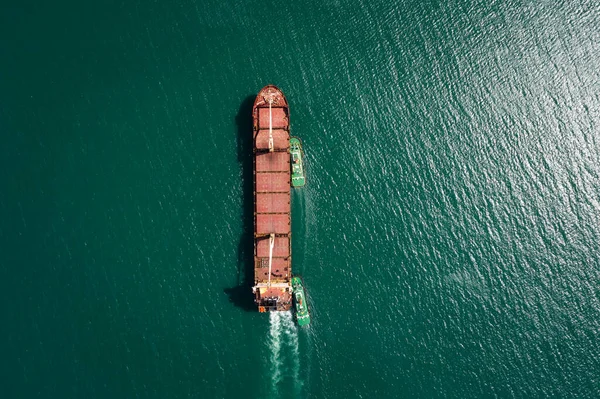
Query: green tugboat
xmin=290 ymin=137 xmax=305 ymax=187
xmin=291 ymin=276 xmax=310 ymax=326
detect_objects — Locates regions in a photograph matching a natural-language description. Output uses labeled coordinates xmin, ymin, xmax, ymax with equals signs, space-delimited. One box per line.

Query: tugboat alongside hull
xmin=292 ymin=276 xmax=310 ymax=326
xmin=290 ymin=137 xmax=305 ymax=187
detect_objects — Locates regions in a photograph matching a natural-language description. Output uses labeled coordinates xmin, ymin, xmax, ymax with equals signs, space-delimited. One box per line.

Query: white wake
xmin=268 ymin=311 xmax=302 ymax=396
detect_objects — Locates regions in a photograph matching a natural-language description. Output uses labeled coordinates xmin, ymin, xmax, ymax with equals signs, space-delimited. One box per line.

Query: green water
xmin=2 ymin=0 xmax=600 ymax=397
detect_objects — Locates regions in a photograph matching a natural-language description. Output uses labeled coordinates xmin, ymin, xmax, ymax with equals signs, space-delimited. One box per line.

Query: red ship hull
xmin=252 ymin=85 xmax=292 ymax=312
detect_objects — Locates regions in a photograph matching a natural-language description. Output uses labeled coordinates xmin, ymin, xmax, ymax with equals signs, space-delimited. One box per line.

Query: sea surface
xmin=2 ymin=0 xmax=600 ymax=398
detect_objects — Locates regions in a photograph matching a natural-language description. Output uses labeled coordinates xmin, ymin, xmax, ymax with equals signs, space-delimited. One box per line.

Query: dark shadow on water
xmin=224 ymin=95 xmax=256 ymax=311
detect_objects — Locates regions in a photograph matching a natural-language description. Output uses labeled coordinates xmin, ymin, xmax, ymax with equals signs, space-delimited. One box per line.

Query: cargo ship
xmin=290 ymin=137 xmax=305 ymax=187
xmin=252 ymin=85 xmax=292 ymax=312
xmin=292 ymin=276 xmax=310 ymax=326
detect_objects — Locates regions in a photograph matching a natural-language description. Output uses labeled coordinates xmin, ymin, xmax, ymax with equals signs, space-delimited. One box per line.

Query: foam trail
xmin=268 ymin=312 xmax=283 ymax=392
xmin=281 ymin=311 xmax=302 ymax=393
xmin=267 ymin=311 xmax=303 ymax=397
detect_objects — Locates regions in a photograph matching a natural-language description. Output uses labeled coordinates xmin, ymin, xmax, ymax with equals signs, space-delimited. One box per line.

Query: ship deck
xmin=252 ymin=85 xmax=292 ymax=311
